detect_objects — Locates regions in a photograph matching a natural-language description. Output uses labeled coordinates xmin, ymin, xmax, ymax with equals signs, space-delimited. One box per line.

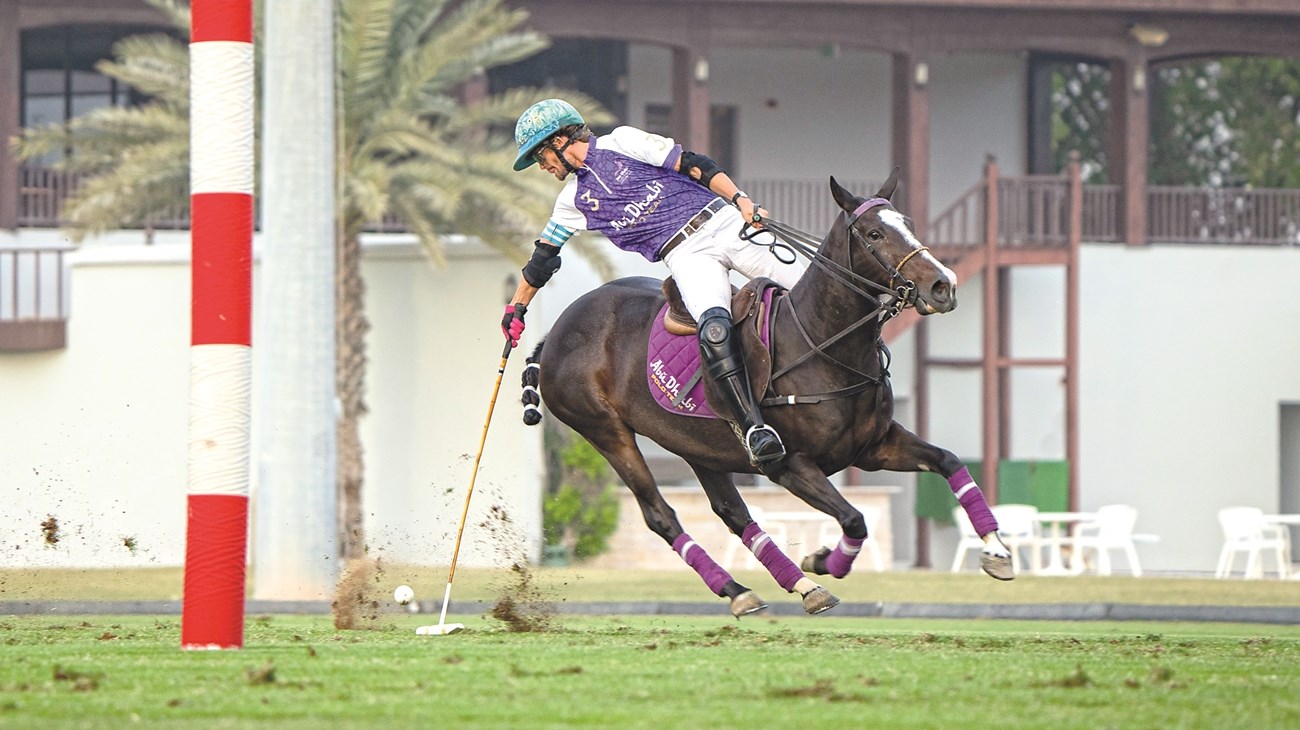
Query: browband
xmin=851 ymin=197 xmax=891 ymax=219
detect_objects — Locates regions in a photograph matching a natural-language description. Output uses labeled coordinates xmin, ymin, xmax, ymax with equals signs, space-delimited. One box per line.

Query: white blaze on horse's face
xmin=877 ymin=208 xmax=957 ymax=314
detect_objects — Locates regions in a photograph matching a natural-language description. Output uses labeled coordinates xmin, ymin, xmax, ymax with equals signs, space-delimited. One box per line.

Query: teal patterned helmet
xmin=513 ymin=99 xmax=585 ymax=171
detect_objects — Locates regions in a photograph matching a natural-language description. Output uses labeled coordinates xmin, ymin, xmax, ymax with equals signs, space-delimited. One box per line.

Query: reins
xmin=738 ymin=200 xmax=923 ymax=406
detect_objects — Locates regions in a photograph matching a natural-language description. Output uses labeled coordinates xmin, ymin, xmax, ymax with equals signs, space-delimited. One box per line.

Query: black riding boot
xmin=698 ymin=307 xmax=785 ymax=466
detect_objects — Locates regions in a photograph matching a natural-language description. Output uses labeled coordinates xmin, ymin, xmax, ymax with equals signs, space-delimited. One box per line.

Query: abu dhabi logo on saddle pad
xmin=646 ymin=284 xmax=779 ymax=418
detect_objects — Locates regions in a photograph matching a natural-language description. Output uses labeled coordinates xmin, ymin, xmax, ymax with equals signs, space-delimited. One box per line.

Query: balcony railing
xmin=16 ymin=165 xmax=1300 ymax=247
xmin=1147 ymin=185 xmax=1300 ymax=245
xmin=1 ymin=245 xmax=70 ymax=352
xmin=746 ymin=178 xmax=877 ymax=235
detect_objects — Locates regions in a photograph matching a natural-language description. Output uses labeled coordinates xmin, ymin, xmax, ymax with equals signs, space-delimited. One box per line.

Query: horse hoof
xmin=730 ymin=590 xmax=768 ymax=618
xmin=981 ymin=553 xmax=1015 ymax=581
xmin=800 ymin=547 xmax=832 ymax=575
xmin=800 ymin=586 xmax=840 ymax=615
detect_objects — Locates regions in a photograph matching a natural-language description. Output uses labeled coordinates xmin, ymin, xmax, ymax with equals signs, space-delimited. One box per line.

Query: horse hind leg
xmin=582 ymin=426 xmax=763 ymax=618
xmin=690 ymin=464 xmax=839 ymax=615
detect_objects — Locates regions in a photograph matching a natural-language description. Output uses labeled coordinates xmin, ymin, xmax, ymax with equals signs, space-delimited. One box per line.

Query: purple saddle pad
xmin=645 ymin=288 xmax=777 ymax=419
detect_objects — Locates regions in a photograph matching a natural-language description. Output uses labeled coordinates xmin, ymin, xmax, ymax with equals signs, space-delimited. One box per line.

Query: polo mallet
xmin=416 ymin=306 xmax=524 ymax=636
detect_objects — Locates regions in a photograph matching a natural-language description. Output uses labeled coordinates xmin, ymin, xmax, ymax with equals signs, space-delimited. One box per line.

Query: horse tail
xmin=520 ymin=339 xmax=545 ymax=426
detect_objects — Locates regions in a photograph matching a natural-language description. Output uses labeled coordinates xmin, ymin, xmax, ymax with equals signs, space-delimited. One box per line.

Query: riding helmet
xmin=513 ymin=99 xmax=585 ymax=171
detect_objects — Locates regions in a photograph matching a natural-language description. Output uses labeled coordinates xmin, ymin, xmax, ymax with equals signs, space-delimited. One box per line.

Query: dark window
xmin=20 ymin=24 xmax=167 ymax=163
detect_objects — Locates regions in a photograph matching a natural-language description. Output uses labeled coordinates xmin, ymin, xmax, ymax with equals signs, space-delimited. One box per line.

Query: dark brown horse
xmin=521 ymin=172 xmax=1011 ymax=617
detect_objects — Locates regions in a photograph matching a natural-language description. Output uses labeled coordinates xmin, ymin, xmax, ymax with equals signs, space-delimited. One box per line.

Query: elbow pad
xmin=679 ymin=150 xmax=725 ymax=188
xmin=522 ymin=241 xmax=562 ymax=288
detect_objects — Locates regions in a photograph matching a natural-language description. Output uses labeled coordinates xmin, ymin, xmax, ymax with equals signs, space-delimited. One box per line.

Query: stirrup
xmin=744 ymin=424 xmax=785 ymax=464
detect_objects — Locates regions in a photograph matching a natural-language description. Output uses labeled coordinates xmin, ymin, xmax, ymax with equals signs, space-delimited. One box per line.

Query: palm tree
xmin=14 ymin=0 xmax=612 ymax=560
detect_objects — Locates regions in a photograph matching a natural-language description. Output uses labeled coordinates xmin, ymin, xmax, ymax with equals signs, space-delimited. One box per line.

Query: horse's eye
xmin=868 ymin=229 xmax=883 ymax=241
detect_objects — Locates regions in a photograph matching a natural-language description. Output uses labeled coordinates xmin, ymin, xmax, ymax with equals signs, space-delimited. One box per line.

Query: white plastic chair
xmin=991 ymin=504 xmax=1044 ymax=574
xmin=1215 ymin=507 xmax=1289 ymax=579
xmin=723 ymin=506 xmax=790 ymax=571
xmin=815 ymin=505 xmax=885 ymax=572
xmin=1071 ymin=504 xmax=1159 ymax=576
xmin=950 ymin=507 xmax=987 ymax=573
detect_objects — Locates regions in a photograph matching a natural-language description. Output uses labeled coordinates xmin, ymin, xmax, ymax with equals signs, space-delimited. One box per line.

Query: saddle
xmin=646 ymin=277 xmax=782 ymax=418
xmin=660 ymin=277 xmax=771 ymax=336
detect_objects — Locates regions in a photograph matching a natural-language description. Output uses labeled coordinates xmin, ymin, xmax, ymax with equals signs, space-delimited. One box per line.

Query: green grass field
xmin=1 ymin=613 xmax=1298 ymax=728
xmin=2 ymin=566 xmax=1299 ymax=727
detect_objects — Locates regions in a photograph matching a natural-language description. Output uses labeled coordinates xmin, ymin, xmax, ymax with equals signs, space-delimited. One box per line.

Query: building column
xmin=890 ymin=51 xmax=929 ymax=237
xmin=1108 ymin=47 xmax=1149 ymax=246
xmin=671 ymin=46 xmax=710 ymax=152
xmin=0 ymin=0 xmax=20 ymax=231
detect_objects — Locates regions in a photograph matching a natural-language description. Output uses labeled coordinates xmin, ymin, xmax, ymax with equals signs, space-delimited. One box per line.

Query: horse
xmin=519 ymin=171 xmax=1011 ymax=617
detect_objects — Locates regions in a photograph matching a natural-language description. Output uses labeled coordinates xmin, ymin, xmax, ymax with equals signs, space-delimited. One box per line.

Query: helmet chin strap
xmin=548 ymin=137 xmax=581 ymax=176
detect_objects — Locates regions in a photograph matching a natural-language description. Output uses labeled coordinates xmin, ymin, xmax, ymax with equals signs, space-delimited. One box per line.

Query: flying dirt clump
xmin=491 ymin=562 xmax=556 ymax=632
xmin=332 ymin=557 xmax=389 ymax=630
xmin=41 ymin=515 xmax=61 ymax=546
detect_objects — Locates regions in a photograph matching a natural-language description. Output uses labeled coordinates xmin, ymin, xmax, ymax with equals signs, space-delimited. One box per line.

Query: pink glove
xmin=501 ymin=304 xmax=526 ymax=348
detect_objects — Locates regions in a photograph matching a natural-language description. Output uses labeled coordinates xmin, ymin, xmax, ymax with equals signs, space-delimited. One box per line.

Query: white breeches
xmin=661 ymin=207 xmax=806 ymax=322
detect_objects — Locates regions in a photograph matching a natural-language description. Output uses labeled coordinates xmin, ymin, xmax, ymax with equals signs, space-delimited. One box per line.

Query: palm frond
xmin=340 ymin=0 xmax=399 ymax=129
xmin=96 ymin=34 xmax=191 ymax=109
xmin=143 ymin=0 xmax=191 ymax=31
xmin=343 ymin=157 xmax=393 ymax=227
xmin=15 ymin=104 xmax=187 ymax=172
xmin=58 ymin=139 xmax=190 ymax=240
xmin=353 ymin=111 xmax=443 ymax=160
xmin=388 ymin=193 xmax=452 ymax=267
xmin=391 ymin=0 xmax=536 ymax=108
xmin=389 ymin=0 xmax=451 ymax=55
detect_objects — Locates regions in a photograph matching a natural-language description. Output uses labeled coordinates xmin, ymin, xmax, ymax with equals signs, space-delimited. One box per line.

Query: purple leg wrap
xmin=671 ymin=533 xmax=731 ymax=596
xmin=741 ymin=522 xmax=804 ymax=592
xmin=824 ymin=535 xmax=865 ymax=579
xmin=949 ymin=466 xmax=999 ymax=536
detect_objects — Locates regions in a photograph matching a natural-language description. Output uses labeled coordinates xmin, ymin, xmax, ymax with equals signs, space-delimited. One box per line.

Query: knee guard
xmin=698 ymin=307 xmax=742 ymax=379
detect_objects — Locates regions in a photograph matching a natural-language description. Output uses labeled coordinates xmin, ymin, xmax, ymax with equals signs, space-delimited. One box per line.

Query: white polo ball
xmin=393 ymin=585 xmax=415 ymax=605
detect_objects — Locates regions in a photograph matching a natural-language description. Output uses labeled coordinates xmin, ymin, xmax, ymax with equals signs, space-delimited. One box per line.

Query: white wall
xmin=359 ymin=239 xmax=544 ymax=568
xmin=918 ymin=243 xmax=1300 ymax=573
xmin=0 ymin=235 xmax=191 ymax=568
xmin=1075 ymin=244 xmax=1300 ymax=571
xmin=0 ymin=231 xmax=543 ymax=569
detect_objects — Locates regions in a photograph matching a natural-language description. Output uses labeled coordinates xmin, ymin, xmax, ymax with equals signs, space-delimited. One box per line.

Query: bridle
xmin=742 ymin=197 xmax=935 ymax=405
xmin=752 ymin=196 xmax=932 ymax=323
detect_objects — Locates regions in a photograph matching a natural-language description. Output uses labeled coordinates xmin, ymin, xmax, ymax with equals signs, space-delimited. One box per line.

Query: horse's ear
xmin=829 ymin=175 xmax=859 ymax=214
xmin=874 ymin=167 xmax=901 ymax=201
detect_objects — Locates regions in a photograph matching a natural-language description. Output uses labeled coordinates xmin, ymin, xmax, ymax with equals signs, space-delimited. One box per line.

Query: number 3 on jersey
xmin=579 ymin=190 xmax=600 ymax=211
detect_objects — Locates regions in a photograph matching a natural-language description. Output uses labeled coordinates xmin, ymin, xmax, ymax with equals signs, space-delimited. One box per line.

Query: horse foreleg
xmin=690 ymin=464 xmax=823 ymax=614
xmin=858 ymin=422 xmax=1014 ymax=581
xmin=584 ymin=429 xmax=762 ymax=616
xmin=766 ymin=454 xmax=872 ymax=586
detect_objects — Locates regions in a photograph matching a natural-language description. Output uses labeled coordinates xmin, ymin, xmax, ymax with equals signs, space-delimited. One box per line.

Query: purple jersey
xmin=544 ymin=127 xmax=721 ymax=261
